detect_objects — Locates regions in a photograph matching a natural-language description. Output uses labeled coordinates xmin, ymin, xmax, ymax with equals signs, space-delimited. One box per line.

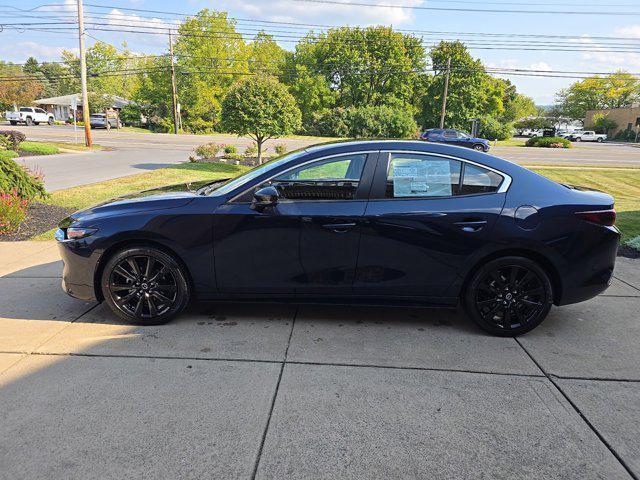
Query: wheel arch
xmin=460 ymin=248 xmax=563 ymax=305
xmin=93 ymin=238 xmax=194 ymax=302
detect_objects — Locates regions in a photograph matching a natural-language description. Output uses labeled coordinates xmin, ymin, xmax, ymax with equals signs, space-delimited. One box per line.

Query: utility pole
xmin=439 ymin=57 xmax=451 ymax=129
xmin=76 ymin=0 xmax=92 ymax=147
xmin=169 ymin=30 xmax=179 ymax=135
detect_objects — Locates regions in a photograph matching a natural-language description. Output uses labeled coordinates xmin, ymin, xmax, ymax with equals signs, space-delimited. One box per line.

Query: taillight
xmin=576 ymin=209 xmax=616 ymax=226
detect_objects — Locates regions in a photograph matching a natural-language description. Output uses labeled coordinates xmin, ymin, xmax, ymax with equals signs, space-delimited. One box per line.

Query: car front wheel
xmin=473 ymin=144 xmax=485 ymax=151
xmin=463 ymin=256 xmax=553 ymax=336
xmin=101 ymin=246 xmax=190 ymax=325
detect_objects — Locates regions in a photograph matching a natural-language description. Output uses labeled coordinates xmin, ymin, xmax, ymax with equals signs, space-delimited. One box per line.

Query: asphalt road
xmin=1 ymin=241 xmax=639 ymax=479
xmin=8 ymin=124 xmax=640 ymax=191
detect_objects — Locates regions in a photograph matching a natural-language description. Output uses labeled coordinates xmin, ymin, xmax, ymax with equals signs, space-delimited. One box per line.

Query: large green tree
xmin=221 ymin=76 xmax=301 ymax=163
xmin=174 ymin=9 xmax=249 ymax=129
xmin=556 ymin=72 xmax=640 ymax=120
xmin=418 ymin=41 xmax=508 ymax=130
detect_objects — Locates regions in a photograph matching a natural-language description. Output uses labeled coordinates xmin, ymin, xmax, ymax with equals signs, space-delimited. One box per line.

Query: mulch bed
xmin=618 ymin=244 xmax=640 ymax=259
xmin=0 ymin=203 xmax=75 ymax=241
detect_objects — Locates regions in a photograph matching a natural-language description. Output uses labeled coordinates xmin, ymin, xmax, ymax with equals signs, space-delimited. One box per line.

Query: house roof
xmin=34 ymin=93 xmax=131 ymax=109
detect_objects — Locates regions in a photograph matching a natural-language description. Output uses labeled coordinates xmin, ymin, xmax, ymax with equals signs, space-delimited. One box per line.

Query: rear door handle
xmin=454 ymin=220 xmax=487 ymax=232
xmin=321 ymin=222 xmax=357 ymax=233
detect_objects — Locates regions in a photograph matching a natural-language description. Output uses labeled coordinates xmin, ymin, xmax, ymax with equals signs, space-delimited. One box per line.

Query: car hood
xmin=62 ymin=179 xmax=227 ymax=225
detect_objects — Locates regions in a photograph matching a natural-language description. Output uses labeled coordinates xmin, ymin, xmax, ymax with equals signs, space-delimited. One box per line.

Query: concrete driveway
xmin=10 ymin=124 xmax=640 ymax=191
xmin=1 ymin=241 xmax=639 ymax=479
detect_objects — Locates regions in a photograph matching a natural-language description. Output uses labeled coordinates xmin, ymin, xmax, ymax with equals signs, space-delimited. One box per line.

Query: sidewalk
xmin=1 ymin=241 xmax=639 ymax=479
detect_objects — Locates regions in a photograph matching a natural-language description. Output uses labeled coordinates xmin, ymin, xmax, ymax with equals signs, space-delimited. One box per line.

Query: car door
xmin=443 ymin=129 xmax=459 ymax=146
xmin=353 ymin=151 xmax=507 ymax=298
xmin=212 ymin=152 xmax=376 ymax=295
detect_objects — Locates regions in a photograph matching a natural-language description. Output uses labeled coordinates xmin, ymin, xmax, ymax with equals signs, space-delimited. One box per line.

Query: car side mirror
xmin=251 ymin=185 xmax=279 ymax=210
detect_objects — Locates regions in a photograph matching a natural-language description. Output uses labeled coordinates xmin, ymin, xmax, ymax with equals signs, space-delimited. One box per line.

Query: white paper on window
xmin=392 ymin=159 xmax=452 ymax=197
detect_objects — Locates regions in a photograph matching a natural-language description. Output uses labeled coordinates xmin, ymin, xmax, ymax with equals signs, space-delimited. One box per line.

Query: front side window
xmin=386 ymin=153 xmax=461 ymax=198
xmin=270 ymin=154 xmax=367 ymax=201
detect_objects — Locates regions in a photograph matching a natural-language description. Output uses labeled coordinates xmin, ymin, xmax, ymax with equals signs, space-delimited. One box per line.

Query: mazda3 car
xmin=56 ymin=140 xmax=619 ymax=336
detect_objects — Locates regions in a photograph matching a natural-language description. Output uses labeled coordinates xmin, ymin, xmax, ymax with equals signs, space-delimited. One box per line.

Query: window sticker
xmin=392 ymin=159 xmax=452 ymax=197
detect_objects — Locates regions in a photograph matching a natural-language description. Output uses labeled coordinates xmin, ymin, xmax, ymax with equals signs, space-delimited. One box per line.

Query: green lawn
xmin=31 ymin=162 xmax=640 ymax=247
xmin=495 ymin=138 xmax=526 ymax=147
xmin=19 ymin=141 xmax=60 ymax=155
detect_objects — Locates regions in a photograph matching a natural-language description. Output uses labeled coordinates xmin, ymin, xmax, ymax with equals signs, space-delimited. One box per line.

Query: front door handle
xmin=454 ymin=220 xmax=487 ymax=233
xmin=321 ymin=222 xmax=357 ymax=233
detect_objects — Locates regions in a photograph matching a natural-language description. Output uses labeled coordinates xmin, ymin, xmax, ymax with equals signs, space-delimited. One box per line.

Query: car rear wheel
xmin=101 ymin=246 xmax=190 ymax=325
xmin=25 ymin=117 xmax=33 ymax=126
xmin=463 ymin=256 xmax=553 ymax=336
xmin=575 ymin=137 xmax=581 ymax=142
xmin=48 ymin=117 xmax=54 ymax=125
xmin=9 ymin=121 xmax=17 ymax=125
xmin=597 ymin=137 xmax=603 ymax=143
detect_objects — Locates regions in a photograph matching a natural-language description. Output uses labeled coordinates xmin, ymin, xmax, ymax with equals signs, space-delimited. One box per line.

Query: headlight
xmin=56 ymin=227 xmax=98 ymax=241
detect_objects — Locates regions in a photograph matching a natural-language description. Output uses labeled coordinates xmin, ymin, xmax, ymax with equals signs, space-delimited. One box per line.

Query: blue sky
xmin=1 ymin=0 xmax=638 ymax=104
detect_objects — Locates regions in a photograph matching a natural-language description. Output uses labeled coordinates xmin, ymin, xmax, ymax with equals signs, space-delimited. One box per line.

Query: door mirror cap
xmin=251 ymin=185 xmax=279 ymax=210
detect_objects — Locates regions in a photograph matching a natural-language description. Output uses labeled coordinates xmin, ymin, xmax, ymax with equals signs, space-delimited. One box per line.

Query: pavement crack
xmin=613 ymin=275 xmax=640 ymax=293
xmin=515 ymin=337 xmax=638 ymax=480
xmin=250 ymin=304 xmax=298 ymax=480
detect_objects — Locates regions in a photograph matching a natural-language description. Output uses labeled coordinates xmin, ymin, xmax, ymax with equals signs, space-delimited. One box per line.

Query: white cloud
xmin=570 ymin=35 xmax=640 ymax=70
xmin=86 ymin=9 xmax=178 ymax=47
xmin=0 ymin=42 xmax=77 ymax=62
xmin=212 ymin=0 xmax=423 ymax=27
xmin=530 ymin=62 xmax=551 ymax=71
xmin=615 ymin=25 xmax=640 ymax=38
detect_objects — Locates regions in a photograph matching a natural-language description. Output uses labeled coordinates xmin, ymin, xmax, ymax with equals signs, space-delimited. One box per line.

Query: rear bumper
xmin=556 ymin=225 xmax=620 ymax=306
xmin=57 ymin=240 xmax=101 ymax=302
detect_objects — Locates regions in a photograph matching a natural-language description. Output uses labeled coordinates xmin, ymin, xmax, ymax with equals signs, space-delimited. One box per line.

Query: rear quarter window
xmin=460 ymin=164 xmax=503 ymax=195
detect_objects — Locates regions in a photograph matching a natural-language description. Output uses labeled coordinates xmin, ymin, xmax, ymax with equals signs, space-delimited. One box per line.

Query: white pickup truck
xmin=567 ymin=130 xmax=607 ymax=142
xmin=5 ymin=107 xmax=54 ymax=126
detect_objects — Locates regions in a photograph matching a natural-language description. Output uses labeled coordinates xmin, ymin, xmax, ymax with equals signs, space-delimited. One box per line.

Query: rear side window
xmin=460 ymin=164 xmax=503 ymax=195
xmin=19 ymin=107 xmax=32 ymax=112
xmin=386 ymin=153 xmax=461 ymax=198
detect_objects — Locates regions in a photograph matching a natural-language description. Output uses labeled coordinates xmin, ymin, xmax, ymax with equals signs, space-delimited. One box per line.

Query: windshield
xmin=208 ymin=148 xmax=308 ymax=197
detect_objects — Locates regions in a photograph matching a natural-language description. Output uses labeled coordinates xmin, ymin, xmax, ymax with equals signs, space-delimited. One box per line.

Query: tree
xmin=248 ymin=31 xmax=286 ymax=74
xmin=174 ymin=10 xmax=249 ymax=128
xmin=590 ymin=113 xmax=618 ymax=135
xmin=556 ymin=72 xmax=640 ymax=120
xmin=0 ymin=62 xmax=44 ymax=111
xmin=418 ymin=41 xmax=507 ymax=130
xmin=289 ymin=26 xmax=425 ymax=114
xmin=87 ymin=93 xmax=114 ymax=114
xmin=221 ymin=76 xmax=301 ymax=164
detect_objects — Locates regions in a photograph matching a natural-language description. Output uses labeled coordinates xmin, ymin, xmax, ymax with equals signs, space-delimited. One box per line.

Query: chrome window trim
xmin=228 ymin=150 xmax=378 ymax=203
xmin=383 ymin=150 xmax=512 ymax=194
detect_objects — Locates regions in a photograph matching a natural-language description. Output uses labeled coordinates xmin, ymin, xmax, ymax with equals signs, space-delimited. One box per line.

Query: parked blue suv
xmin=421 ymin=128 xmax=490 ymax=152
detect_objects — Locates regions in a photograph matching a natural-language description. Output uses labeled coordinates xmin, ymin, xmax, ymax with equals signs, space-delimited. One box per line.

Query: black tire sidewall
xmin=101 ymin=246 xmax=190 ymax=325
xmin=463 ymin=256 xmax=553 ymax=336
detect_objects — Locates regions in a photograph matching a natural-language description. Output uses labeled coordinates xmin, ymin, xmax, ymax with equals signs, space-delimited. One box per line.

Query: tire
xmin=473 ymin=144 xmax=485 ymax=151
xmin=34 ymin=122 xmax=39 ymax=125
xmin=101 ymin=246 xmax=190 ymax=325
xmin=597 ymin=137 xmax=603 ymax=143
xmin=575 ymin=137 xmax=581 ymax=142
xmin=48 ymin=117 xmax=54 ymax=125
xmin=9 ymin=121 xmax=17 ymax=125
xmin=25 ymin=117 xmax=33 ymax=126
xmin=463 ymin=256 xmax=553 ymax=336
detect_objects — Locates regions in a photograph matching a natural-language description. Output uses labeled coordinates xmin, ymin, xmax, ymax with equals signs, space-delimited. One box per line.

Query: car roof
xmin=301 ymin=139 xmax=521 ymax=177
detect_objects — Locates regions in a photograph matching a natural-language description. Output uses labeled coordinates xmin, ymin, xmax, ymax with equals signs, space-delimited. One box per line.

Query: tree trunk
xmin=257 ymin=138 xmax=263 ymax=165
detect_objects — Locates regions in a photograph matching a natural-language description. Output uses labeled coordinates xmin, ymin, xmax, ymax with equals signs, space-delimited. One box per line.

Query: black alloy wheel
xmin=101 ymin=247 xmax=190 ymax=325
xmin=464 ymin=256 xmax=552 ymax=336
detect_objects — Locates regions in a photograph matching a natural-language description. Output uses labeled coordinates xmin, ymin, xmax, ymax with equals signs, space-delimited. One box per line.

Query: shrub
xmin=0 ymin=157 xmax=47 ymax=200
xmin=309 ymin=106 xmax=417 ymax=138
xmin=148 ymin=116 xmax=172 ymax=133
xmin=274 ymin=143 xmax=287 ymax=155
xmin=478 ymin=117 xmax=513 ymax=141
xmin=244 ymin=143 xmax=258 ymax=157
xmin=615 ymin=129 xmax=638 ymax=142
xmin=0 ymin=190 xmax=28 ymax=234
xmin=224 ymin=145 xmax=237 ymax=155
xmin=0 ymin=150 xmax=19 ymax=161
xmin=525 ymin=136 xmax=572 ymax=148
xmin=627 ymin=235 xmax=640 ymax=251
xmin=0 ymin=130 xmax=27 ymax=150
xmin=119 ymin=104 xmax=143 ymax=127
xmin=194 ymin=142 xmax=224 ymax=159
xmin=224 ymin=152 xmax=244 ymax=161
xmin=183 ymin=117 xmax=217 ymax=134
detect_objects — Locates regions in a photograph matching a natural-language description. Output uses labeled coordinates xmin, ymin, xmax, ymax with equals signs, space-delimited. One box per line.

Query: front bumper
xmin=57 ymin=239 xmax=102 ymax=302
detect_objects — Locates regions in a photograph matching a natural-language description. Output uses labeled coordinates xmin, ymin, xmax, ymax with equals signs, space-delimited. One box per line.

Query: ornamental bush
xmin=0 ymin=130 xmax=27 ymax=150
xmin=0 ymin=190 xmax=28 ymax=234
xmin=478 ymin=117 xmax=513 ymax=141
xmin=0 ymin=157 xmax=47 ymax=200
xmin=525 ymin=136 xmax=572 ymax=148
xmin=244 ymin=143 xmax=258 ymax=157
xmin=309 ymin=106 xmax=417 ymax=139
xmin=194 ymin=142 xmax=224 ymax=159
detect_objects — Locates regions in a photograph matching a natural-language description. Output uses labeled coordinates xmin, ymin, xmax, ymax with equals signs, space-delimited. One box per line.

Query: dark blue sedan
xmin=421 ymin=128 xmax=491 ymax=152
xmin=56 ymin=140 xmax=619 ymax=336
